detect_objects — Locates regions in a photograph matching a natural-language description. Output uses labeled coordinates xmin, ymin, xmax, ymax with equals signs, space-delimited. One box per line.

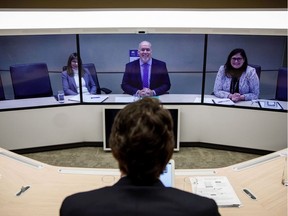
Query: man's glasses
xmin=231 ymin=57 xmax=243 ymax=62
xmin=140 ymin=48 xmax=151 ymax=52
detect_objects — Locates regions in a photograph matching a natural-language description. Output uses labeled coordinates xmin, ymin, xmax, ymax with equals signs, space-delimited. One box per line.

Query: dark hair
xmin=109 ymin=97 xmax=174 ymax=185
xmin=66 ymin=52 xmax=84 ymax=77
xmin=224 ymin=48 xmax=248 ymax=77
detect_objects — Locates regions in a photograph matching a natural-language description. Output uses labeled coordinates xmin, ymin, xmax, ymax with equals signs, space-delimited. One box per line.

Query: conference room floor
xmin=22 ymin=147 xmax=262 ymax=169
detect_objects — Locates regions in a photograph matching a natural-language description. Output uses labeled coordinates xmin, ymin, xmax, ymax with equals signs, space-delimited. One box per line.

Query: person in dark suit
xmin=60 ymin=97 xmax=220 ymax=216
xmin=62 ymin=52 xmax=96 ymax=95
xmin=121 ymin=41 xmax=171 ymax=97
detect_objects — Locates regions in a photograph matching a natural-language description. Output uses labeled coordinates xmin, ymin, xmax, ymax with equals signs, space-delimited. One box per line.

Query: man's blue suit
xmin=121 ymin=58 xmax=171 ymax=96
xmin=62 ymin=69 xmax=96 ymax=95
xmin=60 ymin=177 xmax=220 ymax=216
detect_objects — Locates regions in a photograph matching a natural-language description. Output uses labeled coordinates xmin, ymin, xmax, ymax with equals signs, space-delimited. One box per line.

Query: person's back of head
xmin=109 ymin=97 xmax=174 ymax=185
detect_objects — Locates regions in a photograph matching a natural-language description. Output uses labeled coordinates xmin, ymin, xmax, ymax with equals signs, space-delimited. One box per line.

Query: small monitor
xmin=103 ymin=107 xmax=180 ymax=151
xmin=160 ymin=159 xmax=175 ymax=187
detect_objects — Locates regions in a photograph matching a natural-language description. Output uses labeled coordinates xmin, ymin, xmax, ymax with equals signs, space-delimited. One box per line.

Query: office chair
xmin=62 ymin=63 xmax=112 ymax=94
xmin=248 ymin=64 xmax=261 ymax=79
xmin=0 ymin=75 xmax=5 ymax=100
xmin=275 ymin=67 xmax=287 ymax=101
xmin=10 ymin=63 xmax=53 ymax=99
xmin=83 ymin=63 xmax=112 ymax=94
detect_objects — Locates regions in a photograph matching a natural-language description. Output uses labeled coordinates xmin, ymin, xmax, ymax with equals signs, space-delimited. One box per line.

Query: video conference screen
xmin=0 ymin=33 xmax=286 ymax=110
xmin=103 ymin=108 xmax=180 ymax=151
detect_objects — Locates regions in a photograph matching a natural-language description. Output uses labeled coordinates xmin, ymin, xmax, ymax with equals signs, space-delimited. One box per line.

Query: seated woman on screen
xmin=62 ymin=53 xmax=96 ymax=95
xmin=213 ymin=48 xmax=259 ymax=102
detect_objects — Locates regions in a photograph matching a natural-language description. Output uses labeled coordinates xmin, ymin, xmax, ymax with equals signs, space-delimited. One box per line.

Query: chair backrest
xmin=10 ymin=63 xmax=53 ymax=99
xmin=62 ymin=63 xmax=111 ymax=94
xmin=249 ymin=64 xmax=261 ymax=79
xmin=275 ymin=67 xmax=287 ymax=101
xmin=83 ymin=63 xmax=101 ymax=94
xmin=0 ymin=75 xmax=5 ymax=100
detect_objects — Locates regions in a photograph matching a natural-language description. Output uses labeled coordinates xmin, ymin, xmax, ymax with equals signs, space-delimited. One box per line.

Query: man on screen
xmin=121 ymin=40 xmax=171 ymax=97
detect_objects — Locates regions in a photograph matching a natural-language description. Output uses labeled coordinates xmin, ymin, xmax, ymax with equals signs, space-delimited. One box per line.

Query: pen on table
xmin=243 ymin=188 xmax=257 ymax=200
xmin=16 ymin=185 xmax=30 ymax=196
xmin=220 ymin=204 xmax=241 ymax=208
xmin=91 ymin=96 xmax=100 ymax=99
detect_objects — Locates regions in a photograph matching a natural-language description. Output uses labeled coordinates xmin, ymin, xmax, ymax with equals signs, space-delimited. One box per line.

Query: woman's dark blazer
xmin=62 ymin=69 xmax=96 ymax=95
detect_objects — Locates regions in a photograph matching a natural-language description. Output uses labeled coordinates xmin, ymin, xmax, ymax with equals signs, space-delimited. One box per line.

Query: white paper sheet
xmin=212 ymin=98 xmax=235 ymax=105
xmin=68 ymin=94 xmax=108 ymax=103
xmin=115 ymin=96 xmax=135 ymax=103
xmin=258 ymin=100 xmax=283 ymax=110
xmin=190 ymin=176 xmax=241 ymax=207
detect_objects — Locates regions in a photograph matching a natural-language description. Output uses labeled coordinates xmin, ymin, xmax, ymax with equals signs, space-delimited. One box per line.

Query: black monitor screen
xmin=103 ymin=107 xmax=180 ymax=151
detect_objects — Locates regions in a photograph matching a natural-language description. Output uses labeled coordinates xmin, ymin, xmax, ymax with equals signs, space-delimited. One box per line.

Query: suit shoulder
xmin=246 ymin=65 xmax=256 ymax=73
xmin=62 ymin=70 xmax=69 ymax=77
xmin=152 ymin=58 xmax=166 ymax=65
xmin=126 ymin=59 xmax=140 ymax=66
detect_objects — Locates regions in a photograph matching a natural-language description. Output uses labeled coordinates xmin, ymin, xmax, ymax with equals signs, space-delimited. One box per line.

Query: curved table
xmin=0 ymin=148 xmax=287 ymax=216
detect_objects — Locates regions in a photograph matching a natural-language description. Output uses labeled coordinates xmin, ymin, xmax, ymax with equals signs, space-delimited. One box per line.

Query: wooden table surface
xmin=0 ymin=148 xmax=287 ymax=216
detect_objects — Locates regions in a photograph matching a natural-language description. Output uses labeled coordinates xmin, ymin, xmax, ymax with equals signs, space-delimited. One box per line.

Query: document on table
xmin=68 ymin=95 xmax=108 ymax=103
xmin=115 ymin=96 xmax=159 ymax=103
xmin=212 ymin=98 xmax=235 ymax=105
xmin=115 ymin=96 xmax=135 ymax=103
xmin=257 ymin=100 xmax=283 ymax=110
xmin=190 ymin=176 xmax=241 ymax=207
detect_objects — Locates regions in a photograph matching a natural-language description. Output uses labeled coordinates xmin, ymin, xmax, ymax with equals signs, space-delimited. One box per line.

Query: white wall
xmin=0 ymin=10 xmax=286 ymax=152
xmin=0 ymin=104 xmax=286 ymax=151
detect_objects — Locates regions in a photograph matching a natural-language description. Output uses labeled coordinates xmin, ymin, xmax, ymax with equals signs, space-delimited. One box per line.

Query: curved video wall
xmin=0 ymin=33 xmax=287 ymax=111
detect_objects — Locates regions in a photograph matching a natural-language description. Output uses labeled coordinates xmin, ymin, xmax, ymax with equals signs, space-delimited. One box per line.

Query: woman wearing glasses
xmin=213 ymin=48 xmax=259 ymax=102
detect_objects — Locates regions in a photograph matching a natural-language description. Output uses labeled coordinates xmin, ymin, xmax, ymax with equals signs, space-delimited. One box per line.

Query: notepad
xmin=212 ymin=98 xmax=235 ymax=105
xmin=190 ymin=176 xmax=241 ymax=207
xmin=194 ymin=97 xmax=215 ymax=103
xmin=115 ymin=96 xmax=135 ymax=103
xmin=258 ymin=100 xmax=283 ymax=110
xmin=68 ymin=94 xmax=108 ymax=103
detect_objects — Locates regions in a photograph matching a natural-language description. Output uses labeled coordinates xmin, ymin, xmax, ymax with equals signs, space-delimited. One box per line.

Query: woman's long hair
xmin=66 ymin=52 xmax=85 ymax=77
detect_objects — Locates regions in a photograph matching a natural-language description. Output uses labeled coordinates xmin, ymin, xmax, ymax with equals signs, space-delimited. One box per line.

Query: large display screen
xmin=103 ymin=108 xmax=180 ymax=151
xmin=0 ymin=33 xmax=286 ymax=111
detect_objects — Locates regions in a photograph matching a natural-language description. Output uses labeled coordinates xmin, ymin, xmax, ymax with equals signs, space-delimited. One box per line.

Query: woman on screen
xmin=213 ymin=48 xmax=259 ymax=102
xmin=62 ymin=52 xmax=96 ymax=95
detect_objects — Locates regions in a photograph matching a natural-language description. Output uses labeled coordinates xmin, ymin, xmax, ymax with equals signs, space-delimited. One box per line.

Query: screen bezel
xmin=102 ymin=106 xmax=180 ymax=151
